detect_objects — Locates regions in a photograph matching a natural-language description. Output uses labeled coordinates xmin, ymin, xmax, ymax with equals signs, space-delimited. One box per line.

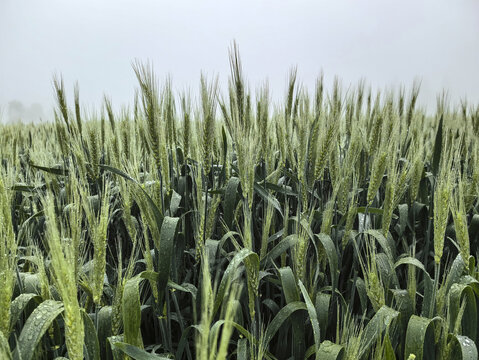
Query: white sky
xmin=1 ymin=0 xmax=478 ymax=121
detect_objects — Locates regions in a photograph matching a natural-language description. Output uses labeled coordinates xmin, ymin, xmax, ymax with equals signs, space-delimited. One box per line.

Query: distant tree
xmin=8 ymin=100 xmax=25 ymax=123
xmin=7 ymin=101 xmax=44 ymax=123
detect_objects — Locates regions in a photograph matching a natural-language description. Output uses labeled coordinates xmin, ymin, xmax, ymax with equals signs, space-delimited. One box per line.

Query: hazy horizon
xmin=1 ymin=0 xmax=479 ymax=123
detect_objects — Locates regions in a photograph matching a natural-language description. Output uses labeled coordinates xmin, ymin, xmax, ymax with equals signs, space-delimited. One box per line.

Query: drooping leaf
xmin=123 ymin=274 xmax=147 ymax=348
xmin=12 ymin=300 xmax=64 ymax=360
xmin=82 ymin=309 xmax=100 ymax=360
xmin=156 ymin=216 xmax=180 ymax=308
xmin=317 ymin=340 xmax=345 ymax=360
xmin=404 ymin=315 xmax=441 ymax=360
xmin=447 ymin=334 xmax=478 ymax=360
xmin=298 ymin=281 xmax=321 ymax=359
xmin=359 ymin=305 xmax=399 ymax=358
xmin=9 ymin=293 xmax=41 ymax=332
xmin=263 ymin=301 xmax=307 ymax=349
xmin=223 ymin=176 xmax=240 ymax=228
xmin=111 ymin=341 xmax=171 ymax=360
xmin=213 ymin=248 xmax=259 ymax=316
xmin=279 ymin=267 xmax=304 ymax=359
xmin=316 ymin=233 xmax=339 ymax=292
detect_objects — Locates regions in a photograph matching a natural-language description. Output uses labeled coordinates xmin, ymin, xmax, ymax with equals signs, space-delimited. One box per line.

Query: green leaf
xmin=260 ymin=181 xmax=297 ymax=196
xmin=357 ymin=206 xmax=384 ymax=215
xmin=99 ymin=164 xmax=164 ymax=233
xmin=432 ymin=115 xmax=443 ymax=177
xmin=0 ymin=330 xmax=12 ymax=360
xmin=383 ymin=332 xmax=396 ymax=360
xmin=168 ymin=190 xmax=182 ymax=216
xmin=156 ymin=216 xmax=180 ymax=308
xmin=123 ymin=274 xmax=146 ymax=348
xmin=10 ymin=183 xmax=37 ymax=193
xmin=394 ymin=256 xmax=427 ymax=273
xmin=237 ymin=338 xmax=248 ymax=360
xmin=394 ymin=256 xmax=435 ymax=318
xmin=263 ymin=301 xmax=307 ymax=349
xmin=316 ymin=293 xmax=331 ymax=342
xmin=254 ymin=182 xmax=283 ymax=216
xmin=213 ymin=248 xmax=259 ymax=316
xmin=298 ymin=281 xmax=321 ymax=359
xmin=404 ymin=315 xmax=441 ymax=360
xmin=317 ymin=340 xmax=345 ymax=360
xmin=444 ymin=254 xmax=467 ymax=295
xmin=364 ymin=229 xmax=395 ymax=262
xmin=447 ymin=334 xmax=478 ymax=360
xmin=279 ymin=267 xmax=304 ymax=359
xmin=111 ymin=342 xmax=171 ymax=359
xmin=316 ymin=233 xmax=339 ymax=292
xmin=448 ymin=283 xmax=477 ymax=341
xmin=96 ymin=306 xmax=112 ymax=360
xmin=82 ymin=309 xmax=100 ymax=360
xmin=29 ymin=163 xmax=68 ymax=176
xmin=262 ymin=234 xmax=298 ymax=267
xmin=356 ymin=277 xmax=368 ymax=314
xmin=12 ymin=300 xmax=64 ymax=360
xmin=223 ymin=177 xmax=240 ymax=228
xmin=279 ymin=267 xmax=300 ymax=303
xmin=359 ymin=305 xmax=399 ymax=358
xmin=9 ymin=293 xmax=41 ymax=332
xmin=390 ymin=289 xmax=414 ymax=335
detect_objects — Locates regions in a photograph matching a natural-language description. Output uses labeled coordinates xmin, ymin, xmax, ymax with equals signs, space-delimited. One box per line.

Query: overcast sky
xmin=1 ymin=0 xmax=478 ymax=122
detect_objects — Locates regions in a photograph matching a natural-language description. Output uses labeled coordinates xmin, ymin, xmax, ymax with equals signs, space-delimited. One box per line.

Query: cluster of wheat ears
xmin=1 ymin=45 xmax=479 ymax=360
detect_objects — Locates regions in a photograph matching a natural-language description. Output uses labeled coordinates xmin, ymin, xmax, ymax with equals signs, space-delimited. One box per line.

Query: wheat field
xmin=1 ymin=47 xmax=479 ymax=360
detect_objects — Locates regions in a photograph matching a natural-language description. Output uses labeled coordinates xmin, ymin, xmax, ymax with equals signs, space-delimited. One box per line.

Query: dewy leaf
xmin=100 ymin=164 xmax=164 ymax=231
xmin=0 ymin=330 xmax=12 ymax=360
xmin=97 ymin=306 xmax=112 ymax=360
xmin=12 ymin=300 xmax=64 ymax=360
xmin=279 ymin=267 xmax=304 ymax=359
xmin=316 ymin=293 xmax=331 ymax=342
xmin=316 ymin=233 xmax=339 ymax=292
xmin=223 ymin=176 xmax=240 ymax=228
xmin=254 ymin=182 xmax=283 ymax=216
xmin=383 ymin=332 xmax=396 ymax=360
xmin=156 ymin=216 xmax=180 ymax=308
xmin=448 ymin=283 xmax=477 ymax=342
xmin=123 ymin=274 xmax=146 ymax=348
xmin=444 ymin=254 xmax=467 ymax=295
xmin=213 ymin=248 xmax=259 ymax=316
xmin=364 ymin=229 xmax=395 ymax=262
xmin=390 ymin=289 xmax=414 ymax=335
xmin=262 ymin=234 xmax=298 ymax=267
xmin=317 ymin=340 xmax=345 ymax=360
xmin=394 ymin=256 xmax=427 ymax=273
xmin=263 ymin=301 xmax=307 ymax=349
xmin=82 ymin=309 xmax=100 ymax=360
xmin=447 ymin=334 xmax=478 ymax=360
xmin=9 ymin=293 xmax=41 ymax=332
xmin=168 ymin=190 xmax=182 ymax=216
xmin=237 ymin=338 xmax=248 ymax=360
xmin=298 ymin=281 xmax=321 ymax=360
xmin=111 ymin=341 xmax=171 ymax=359
xmin=404 ymin=315 xmax=442 ymax=360
xmin=358 ymin=305 xmax=399 ymax=358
